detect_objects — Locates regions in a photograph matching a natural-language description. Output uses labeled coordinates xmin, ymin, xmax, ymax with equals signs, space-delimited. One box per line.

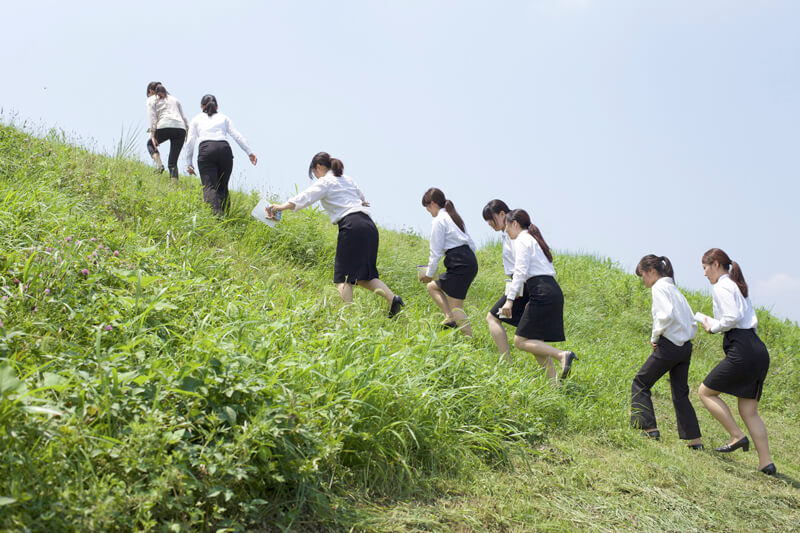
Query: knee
xmin=513 ymin=335 xmax=525 ymax=350
xmin=426 ymin=281 xmax=439 ymax=294
xmin=486 ymin=312 xmax=497 ymax=325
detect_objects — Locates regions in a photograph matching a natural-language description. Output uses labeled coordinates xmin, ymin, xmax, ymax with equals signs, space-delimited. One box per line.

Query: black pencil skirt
xmin=334 ymin=212 xmax=380 ymax=284
xmin=515 ymin=275 xmax=566 ymax=342
xmin=703 ymin=328 xmax=770 ymax=400
xmin=489 ymin=281 xmax=530 ymax=327
xmin=436 ymin=244 xmax=478 ymax=300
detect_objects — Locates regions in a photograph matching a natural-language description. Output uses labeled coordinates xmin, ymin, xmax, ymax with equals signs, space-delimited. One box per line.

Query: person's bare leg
xmin=426 ymin=281 xmax=453 ymax=322
xmin=487 ymin=312 xmax=511 ymax=362
xmin=513 ymin=336 xmax=571 ymax=376
xmin=449 ymin=299 xmax=471 ymax=337
xmin=356 ymin=278 xmax=394 ymax=303
xmin=738 ymin=398 xmax=773 ymax=469
xmin=337 ymin=282 xmax=354 ymax=303
xmin=698 ymin=384 xmax=745 ymax=442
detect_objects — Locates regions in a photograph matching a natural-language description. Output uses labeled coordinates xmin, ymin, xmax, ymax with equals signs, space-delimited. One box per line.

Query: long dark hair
xmin=635 ymin=254 xmax=675 ymax=280
xmin=308 ymin=152 xmax=344 ymax=179
xmin=482 ymin=199 xmax=510 ymax=221
xmin=154 ymin=83 xmax=169 ymax=99
xmin=702 ymin=248 xmax=748 ymax=297
xmin=146 ymin=81 xmax=160 ymax=96
xmin=505 ymin=209 xmax=553 ymax=263
xmin=201 ymin=94 xmax=218 ymax=116
xmin=421 ymin=188 xmax=466 ymax=233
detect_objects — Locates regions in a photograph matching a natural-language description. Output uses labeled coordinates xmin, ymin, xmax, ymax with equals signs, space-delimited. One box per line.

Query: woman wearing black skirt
xmin=482 ymin=199 xmax=526 ymax=361
xmin=268 ymin=152 xmax=404 ymax=317
xmin=697 ymin=248 xmax=776 ymax=475
xmin=420 ymin=188 xmax=479 ymax=336
xmin=184 ymin=94 xmax=257 ymax=215
xmin=145 ymin=82 xmax=189 ymax=180
xmin=498 ymin=210 xmax=578 ymax=380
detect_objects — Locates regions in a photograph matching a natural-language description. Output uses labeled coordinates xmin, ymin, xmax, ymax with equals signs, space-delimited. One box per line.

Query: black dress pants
xmin=197 ymin=140 xmax=234 ymax=215
xmin=146 ymin=128 xmax=186 ymax=178
xmin=631 ymin=337 xmax=701 ymax=440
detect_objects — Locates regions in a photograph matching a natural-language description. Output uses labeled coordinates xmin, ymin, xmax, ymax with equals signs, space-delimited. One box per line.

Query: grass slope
xmin=1 ymin=124 xmax=799 ymax=532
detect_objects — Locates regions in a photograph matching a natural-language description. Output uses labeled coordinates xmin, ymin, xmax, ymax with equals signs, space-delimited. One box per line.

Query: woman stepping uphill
xmin=419 ymin=188 xmax=479 ymax=336
xmin=632 ymin=255 xmax=703 ymax=449
xmin=697 ymin=248 xmax=776 ymax=475
xmin=498 ymin=210 xmax=577 ymax=380
xmin=184 ymin=94 xmax=258 ymax=216
xmin=268 ymin=152 xmax=404 ymax=317
xmin=145 ymin=82 xmax=189 ymax=180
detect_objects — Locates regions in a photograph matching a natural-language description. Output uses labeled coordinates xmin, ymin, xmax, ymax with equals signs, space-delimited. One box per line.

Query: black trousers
xmin=197 ymin=140 xmax=234 ymax=215
xmin=146 ymin=128 xmax=186 ymax=178
xmin=631 ymin=337 xmax=701 ymax=440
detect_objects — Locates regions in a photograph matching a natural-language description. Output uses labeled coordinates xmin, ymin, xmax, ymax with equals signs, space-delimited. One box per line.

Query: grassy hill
xmin=1 ymin=123 xmax=799 ymax=532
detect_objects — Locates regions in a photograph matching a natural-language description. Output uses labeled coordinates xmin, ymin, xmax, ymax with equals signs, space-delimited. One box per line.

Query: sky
xmin=2 ymin=1 xmax=799 ymax=322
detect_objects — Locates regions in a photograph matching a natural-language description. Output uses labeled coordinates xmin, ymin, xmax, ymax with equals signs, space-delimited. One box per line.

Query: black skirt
xmin=703 ymin=328 xmax=770 ymax=400
xmin=435 ymin=244 xmax=478 ymax=300
xmin=515 ymin=275 xmax=566 ymax=342
xmin=333 ymin=212 xmax=380 ymax=284
xmin=489 ymin=280 xmax=530 ymax=327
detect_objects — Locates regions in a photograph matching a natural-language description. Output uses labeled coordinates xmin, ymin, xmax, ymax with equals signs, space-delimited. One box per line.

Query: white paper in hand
xmin=251 ymin=197 xmax=276 ymax=227
xmin=693 ymin=311 xmax=710 ymax=324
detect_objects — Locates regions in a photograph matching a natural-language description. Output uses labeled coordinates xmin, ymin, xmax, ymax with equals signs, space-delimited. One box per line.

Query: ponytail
xmin=155 ymin=83 xmax=168 ymax=99
xmin=422 ymin=188 xmax=466 ymax=232
xmin=505 ymin=209 xmax=553 ymax=263
xmin=701 ymin=248 xmax=748 ymax=297
xmin=308 ymin=152 xmax=343 ymax=179
xmin=200 ymin=94 xmax=218 ymax=116
xmin=635 ymin=254 xmax=675 ymax=280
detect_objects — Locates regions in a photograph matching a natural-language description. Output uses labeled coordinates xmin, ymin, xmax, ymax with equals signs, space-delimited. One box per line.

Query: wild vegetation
xmin=1 ymin=123 xmax=798 ymax=532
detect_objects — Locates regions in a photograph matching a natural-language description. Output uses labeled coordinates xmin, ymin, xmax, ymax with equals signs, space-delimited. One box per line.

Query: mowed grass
xmin=0 ymin=123 xmax=799 ymax=532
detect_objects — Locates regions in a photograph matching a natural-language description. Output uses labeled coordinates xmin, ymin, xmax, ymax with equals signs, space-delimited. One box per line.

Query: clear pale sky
xmin=3 ymin=1 xmax=799 ymax=322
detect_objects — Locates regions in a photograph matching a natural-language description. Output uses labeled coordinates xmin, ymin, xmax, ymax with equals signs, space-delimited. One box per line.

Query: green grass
xmin=1 ymin=123 xmax=799 ymax=532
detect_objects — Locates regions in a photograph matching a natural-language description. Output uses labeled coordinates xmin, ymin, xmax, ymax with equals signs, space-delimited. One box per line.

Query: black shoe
xmin=687 ymin=443 xmax=704 ymax=451
xmin=561 ymin=351 xmax=578 ymax=379
xmin=388 ymin=296 xmax=404 ymax=318
xmin=759 ymin=463 xmax=777 ymax=476
xmin=442 ymin=321 xmax=457 ymax=329
xmin=642 ymin=430 xmax=660 ymax=440
xmin=714 ymin=436 xmax=749 ymax=453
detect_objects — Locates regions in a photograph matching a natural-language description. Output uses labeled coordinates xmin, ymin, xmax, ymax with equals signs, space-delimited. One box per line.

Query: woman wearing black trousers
xmin=697 ymin=248 xmax=776 ymax=475
xmin=184 ymin=94 xmax=257 ymax=215
xmin=145 ymin=82 xmax=189 ymax=180
xmin=631 ymin=254 xmax=703 ymax=449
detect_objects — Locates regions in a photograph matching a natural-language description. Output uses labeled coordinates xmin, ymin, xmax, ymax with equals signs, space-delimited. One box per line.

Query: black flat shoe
xmin=388 ymin=295 xmax=405 ymax=318
xmin=714 ymin=436 xmax=749 ymax=453
xmin=561 ymin=351 xmax=578 ymax=379
xmin=642 ymin=430 xmax=660 ymax=440
xmin=759 ymin=463 xmax=777 ymax=476
xmin=442 ymin=321 xmax=457 ymax=329
xmin=687 ymin=443 xmax=704 ymax=451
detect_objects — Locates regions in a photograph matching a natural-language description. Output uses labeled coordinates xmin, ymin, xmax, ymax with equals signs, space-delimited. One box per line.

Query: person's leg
xmin=631 ymin=347 xmax=672 ymax=434
xmin=698 ymin=384 xmax=746 ymax=442
xmin=356 ymin=278 xmax=394 ymax=303
xmin=337 ymin=282 xmax=354 ymax=303
xmin=166 ymin=128 xmax=185 ymax=180
xmin=738 ymin=398 xmax=773 ymax=469
xmin=449 ymin=297 xmax=471 ymax=336
xmin=513 ymin=336 xmax=570 ymax=379
xmin=487 ymin=312 xmax=511 ymax=361
xmin=426 ymin=281 xmax=453 ymax=322
xmin=196 ymin=144 xmax=220 ymax=212
xmin=147 ymin=137 xmax=164 ymax=171
xmin=668 ymin=354 xmax=702 ymax=444
xmin=216 ymin=145 xmax=234 ymax=214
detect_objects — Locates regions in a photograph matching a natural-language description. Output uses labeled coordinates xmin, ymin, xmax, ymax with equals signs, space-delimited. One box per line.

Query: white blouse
xmin=146 ymin=95 xmax=189 ymax=131
xmin=506 ymin=231 xmax=556 ymax=300
xmin=184 ymin=112 xmax=253 ymax=167
xmin=425 ymin=211 xmax=476 ymax=278
xmin=501 ymin=231 xmax=515 ymax=277
xmin=707 ymin=274 xmax=758 ymax=333
xmin=289 ymin=171 xmax=370 ymax=224
xmin=649 ymin=277 xmax=697 ymax=345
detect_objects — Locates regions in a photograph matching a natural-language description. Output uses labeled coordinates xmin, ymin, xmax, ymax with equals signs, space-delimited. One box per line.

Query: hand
xmin=362 ymin=201 xmax=371 ymax=207
xmin=702 ymin=317 xmax=712 ymax=333
xmin=420 ymin=275 xmax=433 ymax=283
xmin=249 ymin=153 xmax=258 ymax=165
xmin=187 ymin=165 xmax=195 ymax=176
xmin=651 ymin=341 xmax=658 ymax=348
xmin=499 ymin=301 xmax=513 ymax=319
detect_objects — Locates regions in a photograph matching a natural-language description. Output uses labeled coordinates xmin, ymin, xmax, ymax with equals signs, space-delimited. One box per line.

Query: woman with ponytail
xmin=184 ymin=94 xmax=257 ymax=215
xmin=499 ymin=210 xmax=577 ymax=379
xmin=697 ymin=248 xmax=776 ymax=475
xmin=631 ymin=254 xmax=703 ymax=448
xmin=420 ymin=188 xmax=478 ymax=336
xmin=482 ymin=199 xmax=526 ymax=360
xmin=268 ymin=152 xmax=404 ymax=317
xmin=145 ymin=82 xmax=189 ymax=179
